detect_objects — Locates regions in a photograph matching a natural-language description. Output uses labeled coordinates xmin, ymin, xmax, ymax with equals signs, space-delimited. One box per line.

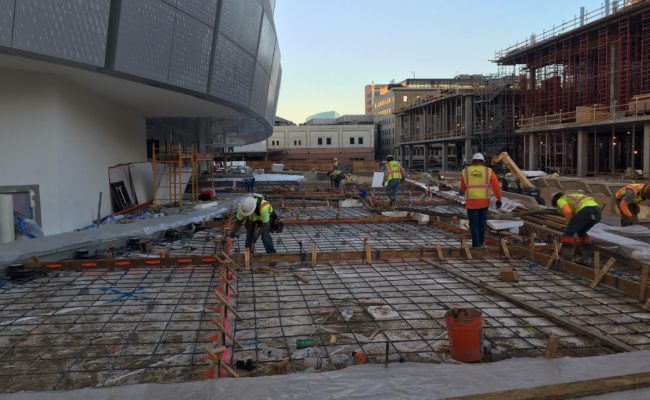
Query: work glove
xmin=495 ymin=200 xmax=503 ymax=210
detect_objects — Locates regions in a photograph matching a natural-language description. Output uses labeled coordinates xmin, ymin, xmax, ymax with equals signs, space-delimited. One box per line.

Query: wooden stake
xmin=544 ymin=335 xmax=560 ymax=358
xmin=365 ymin=242 xmax=372 ymax=264
xmin=500 ymin=239 xmax=510 ymax=259
xmin=329 ymin=335 xmax=337 ymax=345
xmin=220 ymin=251 xmax=235 ymax=265
xmin=244 ymin=249 xmax=251 ymax=269
xmin=294 ymin=272 xmax=310 ymax=284
xmin=223 ymin=263 xmax=239 ymax=280
xmin=219 ymin=269 xmax=237 ymax=296
xmin=593 ymin=251 xmax=600 ymax=279
xmin=463 ymin=242 xmax=473 ymax=259
xmin=544 ymin=241 xmax=560 ymax=270
xmin=591 ymin=257 xmax=616 ymax=288
xmin=211 ymin=316 xmax=243 ymax=348
xmin=644 ymin=297 xmax=650 ymax=311
xmin=436 ymin=245 xmax=445 ymax=260
xmin=528 ymin=232 xmax=536 ymax=259
xmin=213 ymin=289 xmax=243 ymax=320
xmin=311 ymin=244 xmax=318 ymax=266
xmin=639 ymin=265 xmax=649 ymax=302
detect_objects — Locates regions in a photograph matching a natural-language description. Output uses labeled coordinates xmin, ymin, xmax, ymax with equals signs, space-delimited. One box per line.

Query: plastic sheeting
xmin=0 ymin=204 xmax=228 ymax=268
xmin=588 ymin=223 xmax=650 ymax=260
xmin=2 ymin=351 xmax=649 ymax=400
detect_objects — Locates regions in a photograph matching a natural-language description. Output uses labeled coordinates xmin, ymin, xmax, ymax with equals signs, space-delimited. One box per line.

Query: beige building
xmin=269 ymin=125 xmax=374 ymax=162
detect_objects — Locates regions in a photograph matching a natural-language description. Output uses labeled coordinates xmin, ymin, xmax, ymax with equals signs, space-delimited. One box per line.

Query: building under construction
xmin=398 ymin=0 xmax=650 ymax=177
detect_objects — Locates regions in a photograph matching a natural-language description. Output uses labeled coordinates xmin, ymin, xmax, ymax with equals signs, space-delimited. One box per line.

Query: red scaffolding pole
xmin=641 ymin=10 xmax=650 ymax=94
xmin=618 ymin=17 xmax=631 ymax=105
xmin=597 ymin=26 xmax=609 ymax=105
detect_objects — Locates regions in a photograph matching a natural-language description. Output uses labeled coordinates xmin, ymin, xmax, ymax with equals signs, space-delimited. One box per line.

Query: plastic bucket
xmin=445 ymin=308 xmax=483 ymax=362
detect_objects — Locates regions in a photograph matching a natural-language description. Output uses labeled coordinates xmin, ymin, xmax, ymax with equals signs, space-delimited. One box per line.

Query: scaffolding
xmin=151 ymin=144 xmax=195 ymax=209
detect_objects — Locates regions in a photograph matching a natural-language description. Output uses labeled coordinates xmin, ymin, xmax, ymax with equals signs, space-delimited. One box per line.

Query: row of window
xmin=270 ymin=137 xmax=366 ymax=146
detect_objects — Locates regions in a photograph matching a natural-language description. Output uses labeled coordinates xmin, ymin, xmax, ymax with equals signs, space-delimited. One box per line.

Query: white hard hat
xmin=334 ymin=157 xmax=338 ymax=161
xmin=239 ymin=197 xmax=257 ymax=216
xmin=386 ymin=154 xmax=394 ymax=160
xmin=472 ymin=153 xmax=485 ymax=161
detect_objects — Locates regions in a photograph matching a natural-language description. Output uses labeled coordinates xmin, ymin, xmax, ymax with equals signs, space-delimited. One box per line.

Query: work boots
xmin=559 ymin=235 xmax=575 ymax=261
xmin=576 ymin=235 xmax=594 ymax=265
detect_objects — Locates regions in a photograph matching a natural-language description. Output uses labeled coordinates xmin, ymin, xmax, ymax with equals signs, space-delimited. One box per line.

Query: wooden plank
xmin=593 ymin=251 xmax=600 ymax=279
xmin=544 ymin=241 xmax=560 ymax=270
xmin=644 ymin=297 xmax=650 ymax=311
xmin=294 ymin=272 xmax=310 ymax=284
xmin=639 ymin=266 xmax=649 ymax=302
xmin=501 ymin=239 xmax=510 ymax=259
xmin=213 ymin=289 xmax=243 ymax=321
xmin=368 ymin=328 xmax=382 ymax=340
xmin=210 ymin=316 xmax=242 ymax=348
xmin=329 ymin=335 xmax=337 ymax=345
xmin=591 ymin=257 xmax=616 ymax=288
xmin=445 ymin=371 xmax=650 ymax=400
xmin=422 ymin=258 xmax=636 ymax=353
xmin=544 ymin=335 xmax=560 ymax=359
xmin=358 ymin=299 xmax=385 ymax=305
xmin=311 ymin=244 xmax=318 ymax=266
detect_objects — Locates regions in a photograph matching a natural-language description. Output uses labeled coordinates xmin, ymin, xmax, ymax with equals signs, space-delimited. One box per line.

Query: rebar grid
xmin=232 ymin=258 xmax=614 ymax=377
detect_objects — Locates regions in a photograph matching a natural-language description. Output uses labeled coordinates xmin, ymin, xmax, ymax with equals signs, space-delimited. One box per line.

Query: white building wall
xmin=0 ymin=70 xmax=145 ymax=235
xmin=270 ymin=126 xmax=374 ymax=150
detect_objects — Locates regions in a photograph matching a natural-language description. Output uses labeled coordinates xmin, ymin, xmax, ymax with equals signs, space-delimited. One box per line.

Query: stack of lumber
xmin=629 ymin=93 xmax=650 ymax=115
xmin=576 ymin=105 xmax=609 ymax=123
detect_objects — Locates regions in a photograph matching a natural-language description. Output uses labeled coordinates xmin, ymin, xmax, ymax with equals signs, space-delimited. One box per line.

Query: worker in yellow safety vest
xmin=615 ymin=183 xmax=650 ymax=226
xmin=382 ymin=155 xmax=407 ymax=207
xmin=460 ymin=153 xmax=502 ymax=248
xmin=329 ymin=158 xmax=342 ymax=189
xmin=231 ymin=195 xmax=276 ymax=253
xmin=551 ymin=192 xmax=601 ymax=263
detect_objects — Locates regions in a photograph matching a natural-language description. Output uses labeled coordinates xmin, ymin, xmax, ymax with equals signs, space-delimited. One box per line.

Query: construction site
xmin=3 ymin=1 xmax=650 ymax=399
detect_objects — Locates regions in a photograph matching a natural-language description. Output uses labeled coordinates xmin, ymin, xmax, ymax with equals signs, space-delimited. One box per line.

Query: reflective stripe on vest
xmin=386 ymin=161 xmax=402 ymax=182
xmin=557 ymin=193 xmax=598 ymax=215
xmin=249 ymin=200 xmax=272 ymax=223
xmin=464 ymin=165 xmax=491 ymax=200
xmin=615 ymin=184 xmax=645 ymax=203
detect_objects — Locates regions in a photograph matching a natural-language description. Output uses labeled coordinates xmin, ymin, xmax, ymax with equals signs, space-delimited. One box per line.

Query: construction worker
xmin=615 ymin=183 xmax=650 ymax=226
xmin=329 ymin=164 xmax=342 ymax=190
xmin=382 ymin=155 xmax=406 ymax=207
xmin=460 ymin=153 xmax=502 ymax=248
xmin=231 ymin=195 xmax=276 ymax=254
xmin=551 ymin=192 xmax=601 ymax=263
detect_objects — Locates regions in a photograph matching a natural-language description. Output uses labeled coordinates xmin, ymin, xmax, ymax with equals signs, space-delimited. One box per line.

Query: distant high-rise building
xmin=364 ymin=84 xmax=386 ymax=115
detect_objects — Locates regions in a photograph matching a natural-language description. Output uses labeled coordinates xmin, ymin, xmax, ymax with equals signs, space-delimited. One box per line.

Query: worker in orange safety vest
xmin=615 ymin=183 xmax=650 ymax=226
xmin=460 ymin=153 xmax=502 ymax=248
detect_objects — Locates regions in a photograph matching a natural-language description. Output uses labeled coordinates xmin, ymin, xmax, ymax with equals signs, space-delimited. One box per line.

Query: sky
xmin=273 ymin=0 xmax=603 ymax=124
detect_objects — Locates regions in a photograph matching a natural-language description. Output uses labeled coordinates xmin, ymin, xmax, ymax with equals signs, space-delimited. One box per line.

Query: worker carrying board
xmin=615 ymin=183 xmax=650 ymax=226
xmin=551 ymin=192 xmax=601 ymax=263
xmin=382 ymin=154 xmax=407 ymax=208
xmin=231 ymin=195 xmax=279 ymax=254
xmin=460 ymin=153 xmax=502 ymax=248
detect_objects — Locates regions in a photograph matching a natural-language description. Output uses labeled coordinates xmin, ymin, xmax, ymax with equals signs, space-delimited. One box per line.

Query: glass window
xmin=318 ymin=138 xmax=323 ymax=145
xmin=326 ymin=138 xmax=332 ymax=145
xmin=358 ymin=137 xmax=363 ymax=145
xmin=350 ymin=137 xmax=355 ymax=144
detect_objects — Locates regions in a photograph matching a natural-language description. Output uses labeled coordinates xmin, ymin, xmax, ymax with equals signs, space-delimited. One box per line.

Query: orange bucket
xmin=445 ymin=308 xmax=483 ymax=362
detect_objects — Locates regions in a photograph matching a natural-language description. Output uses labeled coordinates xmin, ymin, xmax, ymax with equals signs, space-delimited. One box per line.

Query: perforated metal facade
xmin=0 ymin=0 xmax=281 ymax=144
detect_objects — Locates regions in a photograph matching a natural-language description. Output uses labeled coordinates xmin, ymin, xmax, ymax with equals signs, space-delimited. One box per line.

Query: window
xmin=298 ymin=140 xmax=302 ymax=145
xmin=318 ymin=138 xmax=323 ymax=145
xmin=293 ymin=140 xmax=297 ymax=146
xmin=326 ymin=138 xmax=331 ymax=145
xmin=350 ymin=137 xmax=355 ymax=145
xmin=403 ymin=96 xmax=408 ymax=102
xmin=358 ymin=137 xmax=363 ymax=145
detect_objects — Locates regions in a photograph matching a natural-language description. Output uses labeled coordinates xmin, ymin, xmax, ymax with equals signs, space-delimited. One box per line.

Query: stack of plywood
xmin=576 ymin=105 xmax=610 ymax=123
xmin=628 ymin=94 xmax=650 ymax=115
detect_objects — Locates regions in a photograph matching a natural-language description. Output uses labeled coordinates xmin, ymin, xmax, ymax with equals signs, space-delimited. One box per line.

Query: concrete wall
xmin=0 ymin=70 xmax=145 ymax=235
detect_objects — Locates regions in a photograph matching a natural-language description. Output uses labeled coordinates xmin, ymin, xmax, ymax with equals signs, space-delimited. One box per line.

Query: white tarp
xmin=2 ymin=351 xmax=649 ymax=400
xmin=253 ymin=173 xmax=303 ymax=183
xmin=589 ymin=223 xmax=650 ymax=260
xmin=371 ymin=171 xmax=384 ymax=188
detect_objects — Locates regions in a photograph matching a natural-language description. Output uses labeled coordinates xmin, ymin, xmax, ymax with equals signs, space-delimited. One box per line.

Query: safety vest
xmin=615 ymin=184 xmax=645 ymax=204
xmin=386 ymin=161 xmax=402 ymax=182
xmin=463 ymin=165 xmax=492 ymax=200
xmin=556 ymin=193 xmax=599 ymax=216
xmin=249 ymin=199 xmax=272 ymax=223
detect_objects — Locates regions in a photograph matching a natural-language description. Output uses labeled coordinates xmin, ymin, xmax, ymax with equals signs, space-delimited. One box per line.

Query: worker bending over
xmin=231 ymin=195 xmax=276 ymax=254
xmin=615 ymin=183 xmax=650 ymax=226
xmin=460 ymin=153 xmax=502 ymax=248
xmin=382 ymin=155 xmax=407 ymax=208
xmin=552 ymin=192 xmax=600 ymax=263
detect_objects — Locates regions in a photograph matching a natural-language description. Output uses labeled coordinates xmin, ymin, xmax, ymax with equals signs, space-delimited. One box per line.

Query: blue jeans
xmin=467 ymin=207 xmax=488 ymax=247
xmin=386 ymin=179 xmax=400 ymax=201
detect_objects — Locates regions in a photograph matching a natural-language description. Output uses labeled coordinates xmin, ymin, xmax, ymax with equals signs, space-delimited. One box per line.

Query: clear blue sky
xmin=274 ymin=0 xmax=603 ymax=123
